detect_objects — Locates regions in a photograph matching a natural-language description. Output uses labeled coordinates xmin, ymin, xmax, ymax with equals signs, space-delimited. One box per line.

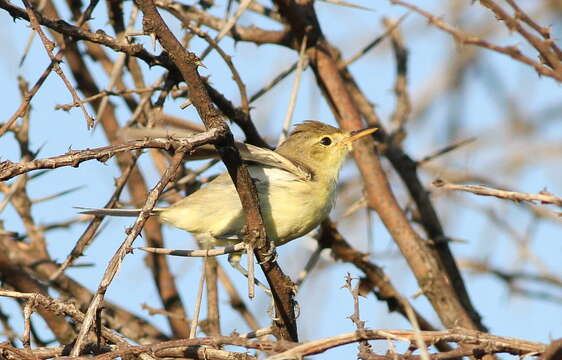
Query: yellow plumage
xmin=81 ymin=121 xmax=376 ymax=247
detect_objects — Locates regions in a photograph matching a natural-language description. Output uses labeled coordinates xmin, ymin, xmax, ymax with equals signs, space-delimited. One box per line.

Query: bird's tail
xmin=76 ymin=207 xmax=164 ymax=217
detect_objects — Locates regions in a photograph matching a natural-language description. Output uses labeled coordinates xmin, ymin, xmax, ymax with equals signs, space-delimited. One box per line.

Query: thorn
xmin=151 ymin=32 xmax=157 ymax=52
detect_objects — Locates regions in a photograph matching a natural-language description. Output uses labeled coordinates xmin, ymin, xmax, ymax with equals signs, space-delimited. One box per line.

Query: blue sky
xmin=1 ymin=0 xmax=561 ymax=357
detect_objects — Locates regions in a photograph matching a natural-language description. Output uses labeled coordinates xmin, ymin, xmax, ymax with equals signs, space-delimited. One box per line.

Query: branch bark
xmin=134 ymin=0 xmax=298 ymax=341
xmin=273 ymin=0 xmax=487 ymax=334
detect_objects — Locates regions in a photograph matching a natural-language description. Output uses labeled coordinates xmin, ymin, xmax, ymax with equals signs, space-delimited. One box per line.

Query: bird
xmin=80 ymin=121 xmax=376 ymax=249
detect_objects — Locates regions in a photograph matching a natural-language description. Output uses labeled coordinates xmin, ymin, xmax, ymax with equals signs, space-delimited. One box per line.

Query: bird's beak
xmin=342 ymin=127 xmax=378 ymax=144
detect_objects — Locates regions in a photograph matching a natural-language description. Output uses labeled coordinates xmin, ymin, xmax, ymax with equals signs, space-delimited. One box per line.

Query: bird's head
xmin=276 ymin=121 xmax=377 ymax=182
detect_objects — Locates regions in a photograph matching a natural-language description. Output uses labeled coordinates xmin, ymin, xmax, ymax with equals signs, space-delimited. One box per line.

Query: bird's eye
xmin=320 ymin=136 xmax=332 ymax=146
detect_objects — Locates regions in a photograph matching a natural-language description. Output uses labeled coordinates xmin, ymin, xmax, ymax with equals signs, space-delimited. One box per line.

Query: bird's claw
xmin=259 ymin=240 xmax=278 ymax=264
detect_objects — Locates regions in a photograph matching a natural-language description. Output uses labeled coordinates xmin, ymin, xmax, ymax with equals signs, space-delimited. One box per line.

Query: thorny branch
xmin=0 ymin=0 xmax=560 ymax=359
xmin=433 ymin=179 xmax=562 ymax=212
xmin=390 ymin=0 xmax=562 ymax=82
xmin=134 ymin=0 xmax=296 ymax=341
xmin=0 ymin=131 xmax=219 ymax=181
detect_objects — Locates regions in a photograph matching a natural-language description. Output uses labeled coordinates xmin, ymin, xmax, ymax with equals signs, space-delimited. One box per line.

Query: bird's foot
xmin=258 ymin=240 xmax=278 ymax=264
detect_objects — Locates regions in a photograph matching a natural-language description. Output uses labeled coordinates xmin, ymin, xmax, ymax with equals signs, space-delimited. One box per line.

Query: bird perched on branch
xmin=80 ymin=121 xmax=376 ymax=295
xmin=81 ymin=121 xmax=376 ymax=248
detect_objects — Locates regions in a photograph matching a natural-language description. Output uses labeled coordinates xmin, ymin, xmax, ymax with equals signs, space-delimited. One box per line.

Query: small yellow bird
xmin=81 ymin=121 xmax=376 ymax=247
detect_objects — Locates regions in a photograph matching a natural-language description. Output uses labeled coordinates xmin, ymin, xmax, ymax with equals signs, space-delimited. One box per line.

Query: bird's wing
xmin=237 ymin=143 xmax=312 ymax=181
xmin=119 ymin=126 xmax=312 ymax=180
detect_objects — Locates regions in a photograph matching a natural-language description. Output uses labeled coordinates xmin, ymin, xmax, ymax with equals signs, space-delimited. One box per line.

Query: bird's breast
xmin=158 ymin=167 xmax=337 ymax=246
xmin=258 ymin=172 xmax=336 ymax=245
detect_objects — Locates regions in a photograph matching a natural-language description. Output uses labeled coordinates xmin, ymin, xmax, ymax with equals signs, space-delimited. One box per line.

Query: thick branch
xmin=134 ymin=0 xmax=297 ymax=341
xmin=273 ymin=0 xmax=486 ymax=334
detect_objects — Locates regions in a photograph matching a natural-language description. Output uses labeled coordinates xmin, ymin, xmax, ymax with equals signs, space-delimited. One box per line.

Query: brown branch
xmin=205 ymin=257 xmax=221 ymax=336
xmin=360 ymin=348 xmax=491 ymax=360
xmin=55 ymin=88 xmax=158 ymax=111
xmin=478 ymin=0 xmax=561 ymax=71
xmin=1 ymin=342 xmax=255 ymax=360
xmin=70 ymin=148 xmax=190 ymax=356
xmin=3 ymin=327 xmax=545 ymax=359
xmin=384 ymin=17 xmax=411 ymax=137
xmin=504 ymin=0 xmax=562 ymax=60
xmin=186 ymin=23 xmax=250 ymax=113
xmin=333 ymin=29 xmax=488 ymax=339
xmin=0 ymin=262 xmax=76 ymax=345
xmin=0 ymin=218 xmax=167 ymax=345
xmin=0 ymin=131 xmax=218 ymax=181
xmin=318 ymin=220 xmax=453 ymax=353
xmin=267 ymin=328 xmax=545 ymax=360
xmin=49 ymin=155 xmax=139 ymax=281
xmin=182 ymin=24 xmax=270 ymax=148
xmin=205 ymin=83 xmax=271 ymax=149
xmin=243 ymin=0 xmax=284 ymax=23
xmin=542 ymin=339 xmax=562 ymax=360
xmin=389 ymin=0 xmax=562 ymax=82
xmin=0 ymin=65 xmax=54 ymax=137
xmin=273 ymin=0 xmax=487 ymax=335
xmin=0 ymin=0 xmax=171 ymax=69
xmin=0 ymin=0 xmax=104 ymax=138
xmin=0 ymin=0 xmax=277 ymax=151
xmin=154 ymin=0 xmax=292 ymax=46
xmin=0 ymin=290 xmax=137 ymax=350
xmin=134 ymin=0 xmax=297 ymax=341
xmin=21 ymin=0 xmax=94 ymax=128
xmin=433 ymin=179 xmax=562 ymax=209
xmin=422 ymin=164 xmax=562 ymax=224
xmin=37 ymin=0 xmax=190 ymax=337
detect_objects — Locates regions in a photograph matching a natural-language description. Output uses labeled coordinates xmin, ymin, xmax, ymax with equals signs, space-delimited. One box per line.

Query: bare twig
xmin=190 ymin=259 xmax=207 ymax=339
xmin=317 ymin=220 xmax=450 ymax=353
xmin=50 ymin=156 xmax=139 ymax=281
xmin=389 ymin=0 xmax=562 ymax=82
xmin=433 ymin=179 xmax=562 ymax=210
xmin=294 ymin=245 xmax=324 ymax=288
xmin=478 ymin=0 xmax=561 ymax=71
xmin=216 ymin=265 xmax=262 ymax=332
xmin=417 ymin=138 xmax=476 ymax=165
xmin=404 ymin=302 xmax=430 ymax=360
xmin=138 ymin=243 xmax=246 ymax=257
xmin=278 ymin=35 xmax=308 ymax=146
xmin=21 ymin=0 xmax=94 ymax=127
xmin=343 ymin=275 xmax=372 ymax=356
xmin=55 ymin=88 xmax=159 ymax=111
xmin=70 ymin=148 xmax=190 ymax=356
xmin=94 ymin=6 xmax=139 ymax=126
xmin=266 ymin=327 xmax=546 ymax=360
xmin=384 ymin=17 xmax=411 ymax=137
xmin=0 ymin=130 xmax=218 ymax=181
xmin=0 ymin=289 xmax=136 ymax=348
xmin=343 ymin=14 xmax=408 ymax=67
xmin=250 ymin=62 xmax=298 ymax=103
xmin=318 ymin=0 xmax=374 ymax=12
xmin=199 ymin=0 xmax=254 ymax=60
xmin=186 ymin=23 xmax=251 ymax=130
